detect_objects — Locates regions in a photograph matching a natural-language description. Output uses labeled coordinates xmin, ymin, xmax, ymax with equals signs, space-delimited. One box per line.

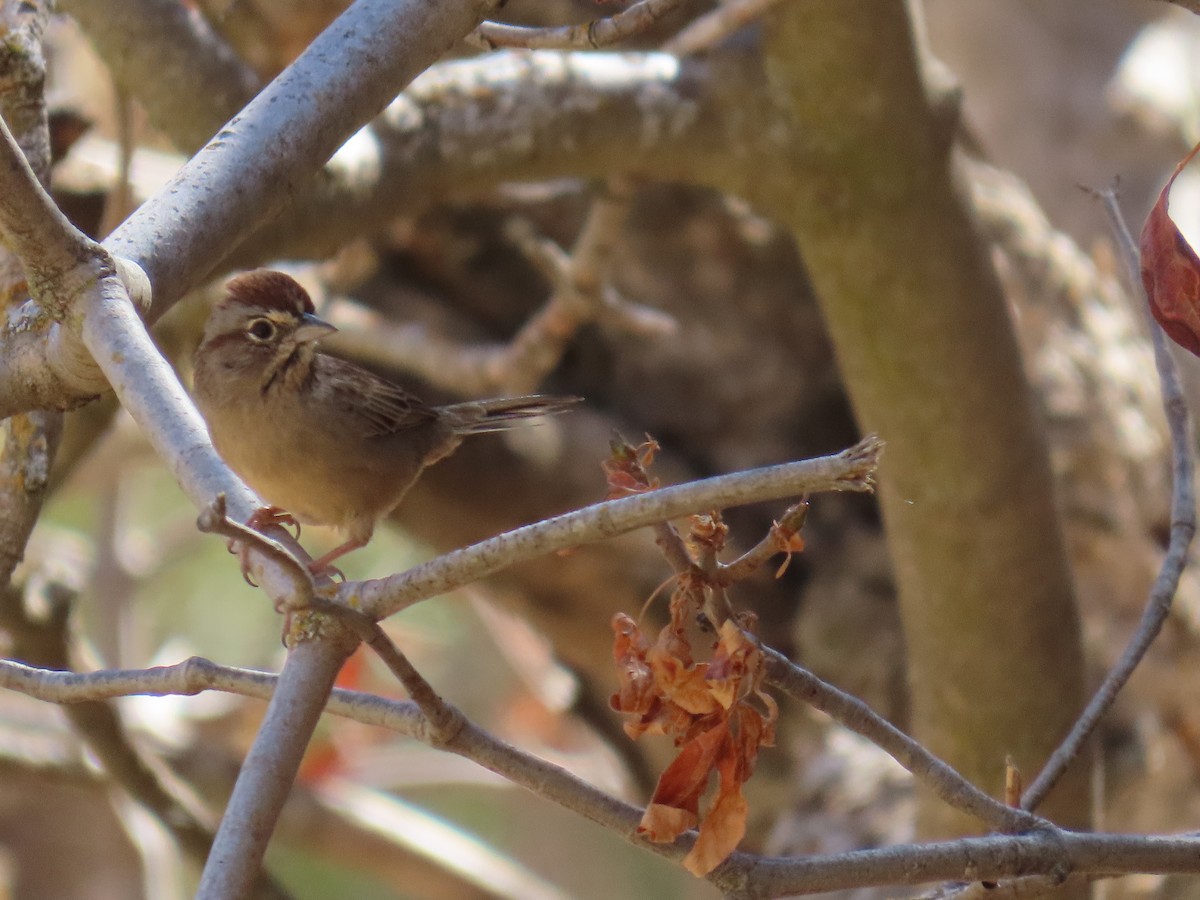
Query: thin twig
xmin=195 ymin=494 xmax=316 ymax=608
xmin=764 ymin=649 xmax=1043 ymax=833
xmin=0 ymin=577 xmax=230 ymax=886
xmin=720 ymin=497 xmax=808 ymax=582
xmin=663 ymin=0 xmax=787 ymax=56
xmin=325 ymin=179 xmax=672 ymax=397
xmin=490 ymin=181 xmax=676 ymax=392
xmin=348 ymin=435 xmax=883 ymax=619
xmin=10 ymin=657 xmax=1200 ymax=893
xmin=471 ymin=0 xmax=683 ymax=50
xmin=1021 ymin=189 xmax=1197 ymax=811
xmin=356 ymin=621 xmax=465 ymax=744
xmin=604 ymin=438 xmax=1024 ymax=832
xmin=690 ymin=512 xmax=735 ymax=626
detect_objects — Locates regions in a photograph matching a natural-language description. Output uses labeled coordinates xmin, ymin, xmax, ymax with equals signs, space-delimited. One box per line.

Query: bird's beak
xmin=294 ymin=312 xmax=337 ymax=344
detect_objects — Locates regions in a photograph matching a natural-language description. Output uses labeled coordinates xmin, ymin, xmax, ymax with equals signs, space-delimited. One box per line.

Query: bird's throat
xmin=261 ymin=345 xmax=315 ymax=396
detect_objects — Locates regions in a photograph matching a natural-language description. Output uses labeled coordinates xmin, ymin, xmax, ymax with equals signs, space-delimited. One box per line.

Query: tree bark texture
xmin=756 ymin=0 xmax=1090 ymax=839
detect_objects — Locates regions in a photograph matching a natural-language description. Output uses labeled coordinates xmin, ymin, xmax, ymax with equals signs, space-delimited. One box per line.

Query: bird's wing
xmin=317 ymin=355 xmax=439 ymax=438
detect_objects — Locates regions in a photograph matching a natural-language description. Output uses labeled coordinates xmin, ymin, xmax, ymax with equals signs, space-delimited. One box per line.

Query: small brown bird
xmin=192 ymin=269 xmax=578 ymax=573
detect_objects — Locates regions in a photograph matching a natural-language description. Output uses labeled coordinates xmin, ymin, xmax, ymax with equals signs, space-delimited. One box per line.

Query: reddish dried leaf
xmin=297 ymin=737 xmax=343 ymax=785
xmin=602 ymin=436 xmax=661 ymax=499
xmin=689 ymin=512 xmax=729 ymax=555
xmin=706 ymin=621 xmax=762 ymax=710
xmin=683 ymin=743 xmax=750 ymax=876
xmin=1141 ymin=139 xmax=1200 ymax=356
xmin=605 ymin=470 xmax=649 ymax=499
xmin=610 ymin=613 xmax=656 ymax=717
xmin=729 ymin=704 xmax=775 ymax=778
xmin=639 ymin=804 xmax=695 ymax=842
xmin=648 ymin=647 xmax=720 ymax=716
xmin=680 ymin=704 xmax=777 ymax=875
xmin=611 ymin=614 xmax=700 ymax=739
xmin=779 ymin=533 xmax=806 ymax=553
xmin=335 ymin=645 xmax=368 ymax=690
xmin=657 ymin=593 xmax=696 ymax=668
xmin=612 ymin=592 xmax=778 ymax=872
xmin=638 ymin=720 xmax=730 ymax=841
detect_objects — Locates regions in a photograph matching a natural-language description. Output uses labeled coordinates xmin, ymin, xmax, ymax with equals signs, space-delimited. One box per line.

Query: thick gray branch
xmin=236 ymin=50 xmax=759 ymax=266
xmin=0 ymin=0 xmax=507 ymax=418
xmin=104 ymin=0 xmax=501 ymax=319
xmin=55 ymin=52 xmax=766 ymax=274
xmin=197 ymin=635 xmax=356 ymax=900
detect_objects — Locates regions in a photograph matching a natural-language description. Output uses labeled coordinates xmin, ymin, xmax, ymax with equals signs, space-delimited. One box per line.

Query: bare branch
xmin=0 ymin=1 xmax=61 ymax=592
xmin=0 ymin=0 xmax=51 ymax=176
xmin=9 ymin=657 xmax=1200 ymax=893
xmin=741 ymin=831 xmax=1200 ymax=898
xmin=233 ymin=51 xmax=753 ymax=268
xmin=197 ymin=632 xmax=357 ymax=900
xmin=0 ymin=409 xmax=60 ymax=586
xmin=347 ymin=435 xmax=883 ymax=619
xmin=0 ymin=115 xmax=101 ymax=299
xmin=720 ymin=497 xmax=808 ymax=582
xmin=355 ymin=620 xmax=465 ymax=743
xmin=0 ymin=575 xmax=225 ymax=882
xmin=195 ymin=494 xmax=317 ymax=608
xmin=103 ymin=0 xmax=503 ymax=320
xmin=763 ymin=648 xmax=1041 ymax=834
xmin=1020 ymin=189 xmax=1197 ymax=811
xmin=494 ymin=179 xmax=676 ymax=391
xmin=664 ymin=0 xmax=787 ymax=55
xmin=326 ymin=178 xmax=674 ymax=396
xmin=471 ymin=0 xmax=684 ymax=50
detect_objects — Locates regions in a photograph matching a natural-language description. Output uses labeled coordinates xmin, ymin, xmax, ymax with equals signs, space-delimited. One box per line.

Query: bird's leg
xmin=306 ymin=539 xmax=365 ymax=582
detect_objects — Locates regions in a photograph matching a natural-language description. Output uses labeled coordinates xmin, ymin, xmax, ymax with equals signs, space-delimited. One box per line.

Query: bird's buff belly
xmin=214 ymin=433 xmax=384 ymax=530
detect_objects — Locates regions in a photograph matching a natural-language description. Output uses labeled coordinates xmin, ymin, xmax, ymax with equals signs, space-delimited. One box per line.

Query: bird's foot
xmin=227 ymin=506 xmax=303 ymax=587
xmin=308 ymin=560 xmax=346 ymax=583
xmin=247 ymin=505 xmax=302 ymax=539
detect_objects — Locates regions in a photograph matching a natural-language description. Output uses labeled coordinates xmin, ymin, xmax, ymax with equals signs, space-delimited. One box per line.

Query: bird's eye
xmin=246 ymin=318 xmax=277 ymax=342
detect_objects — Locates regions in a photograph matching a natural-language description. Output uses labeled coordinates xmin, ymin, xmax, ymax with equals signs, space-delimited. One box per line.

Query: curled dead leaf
xmin=1141 ymin=139 xmax=1200 ymax=356
xmin=613 ymin=610 xmax=775 ymax=875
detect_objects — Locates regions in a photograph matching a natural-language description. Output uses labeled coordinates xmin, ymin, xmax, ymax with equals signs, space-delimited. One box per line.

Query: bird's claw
xmin=309 ymin=562 xmax=346 ymax=583
xmin=247 ymin=506 xmax=301 ymax=539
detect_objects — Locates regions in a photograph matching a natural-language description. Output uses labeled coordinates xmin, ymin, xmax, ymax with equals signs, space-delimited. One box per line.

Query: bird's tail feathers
xmin=445 ymin=395 xmax=581 ymax=434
